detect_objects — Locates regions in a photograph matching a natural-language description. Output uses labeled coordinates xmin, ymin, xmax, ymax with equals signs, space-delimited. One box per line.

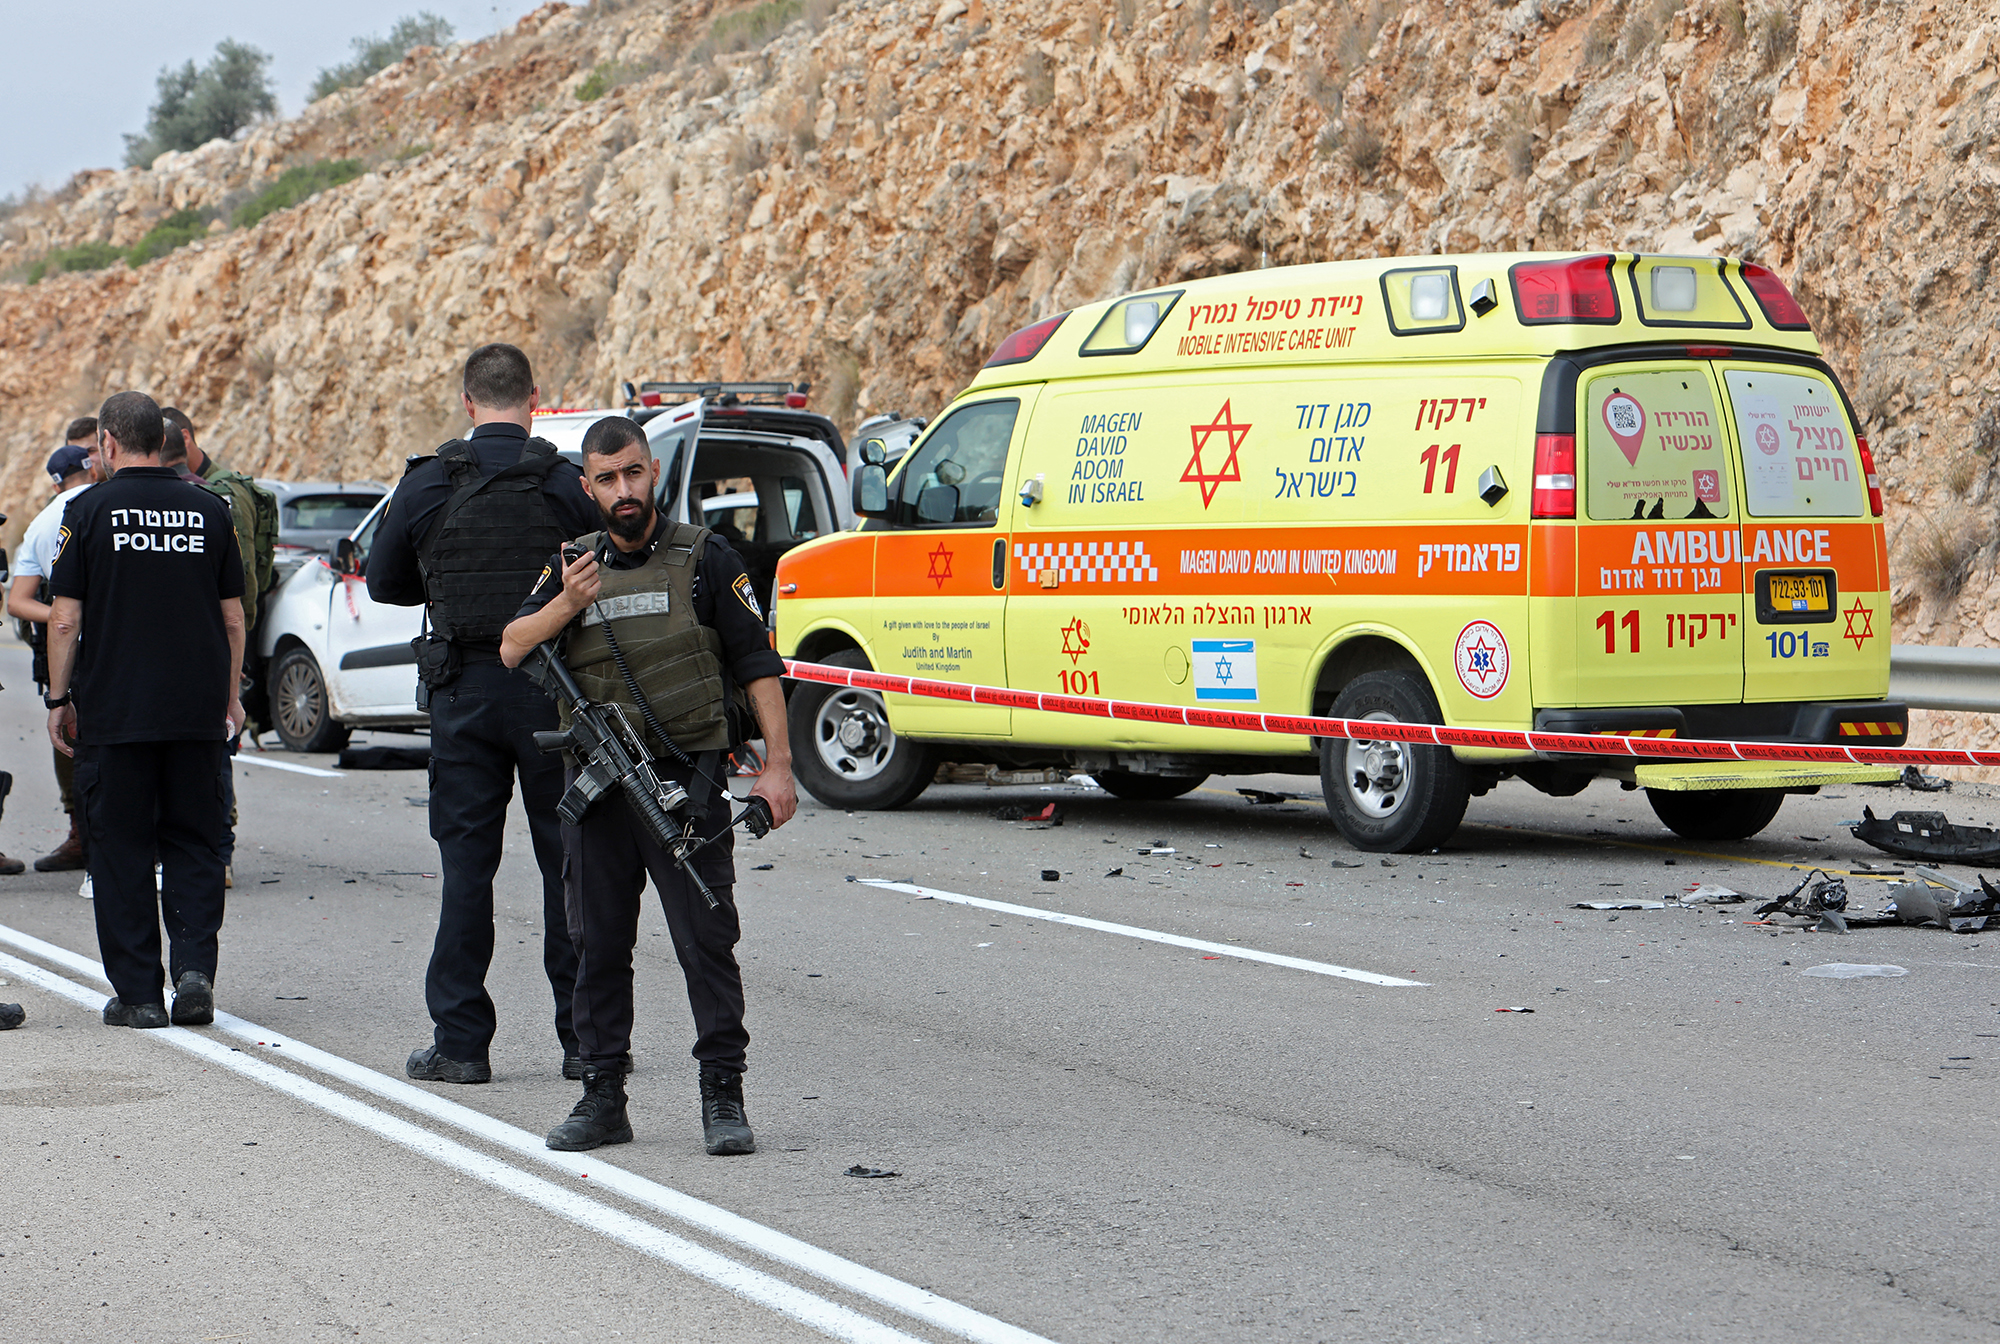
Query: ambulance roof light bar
xmin=1510 ymin=255 xmax=1620 ymax=325
xmin=984 ymin=311 xmax=1068 ymax=367
xmin=1738 ymin=263 xmax=1813 ymax=330
xmin=622 ymin=380 xmax=808 ymax=409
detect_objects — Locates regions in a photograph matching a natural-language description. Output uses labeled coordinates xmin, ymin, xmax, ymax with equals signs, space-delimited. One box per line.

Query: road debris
xmin=1799 ymin=963 xmax=1909 ymax=978
xmin=1328 ymin=859 xmax=1362 ymax=869
xmin=1137 ymin=846 xmax=1176 ymax=856
xmin=1851 ymin=807 xmax=2000 ymax=864
xmin=336 ymin=745 xmax=429 ymax=770
xmin=843 ymin=1165 xmax=901 ymax=1178
xmin=995 ymin=802 xmax=1063 ymax=826
xmin=1755 ymin=869 xmax=1853 ymax=933
xmin=1041 ymin=869 xmax=1061 ymax=881
xmin=1679 ymin=883 xmax=1746 ymax=904
xmin=0 ymin=1003 xmax=24 ymax=1030
xmin=1900 ymin=765 xmax=1952 ymax=792
xmin=1884 ymin=875 xmax=2000 ymax=932
xmin=1237 ymin=788 xmax=1299 ymax=805
xmin=1574 ymin=900 xmax=1668 ymax=911
xmin=1104 ymin=867 xmax=1124 ymax=877
xmin=1495 ymin=1007 xmax=1536 ymax=1013
xmin=752 ymin=863 xmax=774 ymax=871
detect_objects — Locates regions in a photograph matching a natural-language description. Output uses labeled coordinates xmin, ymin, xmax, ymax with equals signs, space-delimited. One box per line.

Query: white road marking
xmin=860 ymin=881 xmax=1428 ymax=987
xmin=236 ymin=754 xmax=344 ymax=778
xmin=0 ymin=925 xmax=1057 ymax=1344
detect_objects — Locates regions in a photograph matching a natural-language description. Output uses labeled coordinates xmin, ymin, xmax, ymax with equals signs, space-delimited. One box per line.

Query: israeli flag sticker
xmin=1192 ymin=639 xmax=1257 ymax=701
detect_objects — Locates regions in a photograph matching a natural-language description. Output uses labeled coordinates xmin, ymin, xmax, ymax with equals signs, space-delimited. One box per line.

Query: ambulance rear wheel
xmin=1646 ymin=787 xmax=1784 ymax=841
xmin=1320 ymin=670 xmax=1470 ymax=854
xmin=789 ymin=649 xmax=936 ymax=810
xmin=271 ymin=647 xmax=350 ymax=754
xmin=1093 ymin=770 xmax=1208 ymax=801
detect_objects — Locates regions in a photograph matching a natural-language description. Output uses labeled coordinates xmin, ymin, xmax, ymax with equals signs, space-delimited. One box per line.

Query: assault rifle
xmin=527 ymin=641 xmax=772 ymax=911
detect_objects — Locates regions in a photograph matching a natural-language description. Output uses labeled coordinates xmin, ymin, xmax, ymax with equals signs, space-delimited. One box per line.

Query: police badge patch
xmin=733 ymin=573 xmax=762 ymax=619
xmin=55 ymin=524 xmax=70 ymax=560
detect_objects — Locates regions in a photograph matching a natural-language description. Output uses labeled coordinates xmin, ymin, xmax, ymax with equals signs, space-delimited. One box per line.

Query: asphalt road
xmin=2 ymin=638 xmax=1996 ymax=1343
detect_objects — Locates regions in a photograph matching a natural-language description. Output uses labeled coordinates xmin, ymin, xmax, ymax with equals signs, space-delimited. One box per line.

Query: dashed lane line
xmin=858 ymin=880 xmax=1426 ymax=987
xmin=235 ymin=754 xmax=344 ymax=779
xmin=0 ymin=924 xmax=1058 ymax=1344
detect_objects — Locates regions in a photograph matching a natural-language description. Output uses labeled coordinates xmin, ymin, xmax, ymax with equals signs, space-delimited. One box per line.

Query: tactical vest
xmin=419 ymin=438 xmax=572 ymax=648
xmin=561 ymin=523 xmax=730 ymax=756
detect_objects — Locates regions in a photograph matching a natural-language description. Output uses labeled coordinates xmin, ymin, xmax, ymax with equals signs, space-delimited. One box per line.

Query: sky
xmin=2 ymin=1 xmax=538 ymax=199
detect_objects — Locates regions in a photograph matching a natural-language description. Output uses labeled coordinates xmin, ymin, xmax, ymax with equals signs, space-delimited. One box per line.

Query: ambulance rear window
xmin=1582 ymin=368 xmax=1732 ymax=521
xmin=1724 ymin=369 xmax=1865 ymax=517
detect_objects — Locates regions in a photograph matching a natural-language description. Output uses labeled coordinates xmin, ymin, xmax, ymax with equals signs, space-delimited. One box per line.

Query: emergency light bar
xmin=623 ymin=380 xmax=810 ymax=409
xmin=1739 ymin=263 xmax=1813 ymax=330
xmin=984 ymin=312 xmax=1068 ymax=367
xmin=1510 ymin=255 xmax=1620 ymax=325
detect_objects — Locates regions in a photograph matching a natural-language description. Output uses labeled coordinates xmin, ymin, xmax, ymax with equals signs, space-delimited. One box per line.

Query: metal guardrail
xmin=1891 ymin=644 xmax=2000 ymax=712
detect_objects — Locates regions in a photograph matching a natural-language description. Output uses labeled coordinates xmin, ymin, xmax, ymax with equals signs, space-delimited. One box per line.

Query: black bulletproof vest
xmin=418 ymin=437 xmax=572 ymax=647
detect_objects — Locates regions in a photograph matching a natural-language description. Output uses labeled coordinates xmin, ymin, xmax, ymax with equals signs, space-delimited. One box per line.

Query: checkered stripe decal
xmin=1015 ymin=540 xmax=1159 ymax=583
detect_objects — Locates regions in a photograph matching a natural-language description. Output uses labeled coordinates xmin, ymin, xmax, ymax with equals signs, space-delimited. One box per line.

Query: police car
xmin=255 ymin=395 xmax=857 ymax=752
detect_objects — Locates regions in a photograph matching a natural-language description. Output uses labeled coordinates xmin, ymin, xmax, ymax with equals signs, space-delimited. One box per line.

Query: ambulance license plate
xmin=1756 ymin=570 xmax=1837 ymax=624
xmin=1770 ymin=575 xmax=1828 ymax=612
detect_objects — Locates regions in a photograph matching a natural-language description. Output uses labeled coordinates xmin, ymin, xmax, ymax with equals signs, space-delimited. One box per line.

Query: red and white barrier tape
xmin=782 ymin=659 xmax=1984 ymax=770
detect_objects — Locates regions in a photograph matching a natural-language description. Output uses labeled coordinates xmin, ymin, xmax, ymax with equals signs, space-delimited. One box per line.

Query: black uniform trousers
xmin=564 ymin=782 xmax=747 ymax=1073
xmin=425 ymin=661 xmax=580 ymax=1062
xmin=76 ymin=740 xmax=228 ymax=1007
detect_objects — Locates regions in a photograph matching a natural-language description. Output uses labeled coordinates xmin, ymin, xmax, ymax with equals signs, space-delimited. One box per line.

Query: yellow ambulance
xmin=774 ymin=252 xmax=1903 ymax=852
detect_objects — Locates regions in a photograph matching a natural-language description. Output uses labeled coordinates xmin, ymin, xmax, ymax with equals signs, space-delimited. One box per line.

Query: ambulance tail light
xmin=1740 ymin=263 xmax=1812 ymax=330
xmin=983 ymin=312 xmax=1068 ymax=367
xmin=1509 ymin=255 xmax=1619 ymax=324
xmin=1859 ymin=438 xmax=1884 ymax=517
xmin=1532 ymin=434 xmax=1577 ymax=518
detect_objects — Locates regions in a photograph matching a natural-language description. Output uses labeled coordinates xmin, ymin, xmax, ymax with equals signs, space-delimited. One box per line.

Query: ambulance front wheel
xmin=788 ymin=648 xmax=937 ymax=810
xmin=1319 ymin=670 xmax=1471 ymax=854
xmin=1645 ymin=787 xmax=1783 ymax=841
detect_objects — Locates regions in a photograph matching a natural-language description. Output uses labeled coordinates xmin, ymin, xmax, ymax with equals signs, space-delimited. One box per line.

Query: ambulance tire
xmin=1319 ymin=670 xmax=1470 ymax=854
xmin=1093 ymin=770 xmax=1208 ymax=801
xmin=1645 ymin=787 xmax=1784 ymax=841
xmin=789 ymin=648 xmax=937 ymax=810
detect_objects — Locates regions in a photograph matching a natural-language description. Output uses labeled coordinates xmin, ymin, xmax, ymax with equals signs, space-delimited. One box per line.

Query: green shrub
xmin=232 ymin=159 xmax=367 ymax=229
xmin=126 ymin=209 xmax=210 ymax=267
xmin=40 ymin=241 xmax=126 ymax=279
xmin=711 ymin=0 xmax=804 ymax=54
xmin=311 ymin=13 xmax=455 ymax=101
xmin=576 ymin=62 xmax=616 ymax=101
xmin=125 ymin=39 xmax=277 ymax=167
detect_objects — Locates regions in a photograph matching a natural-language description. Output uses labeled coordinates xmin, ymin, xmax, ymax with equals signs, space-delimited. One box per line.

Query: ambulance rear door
xmin=868 ymin=390 xmax=1038 ymax=737
xmin=1571 ymin=361 xmax=1747 ymax=708
xmin=1718 ymin=361 xmax=1888 ymax=702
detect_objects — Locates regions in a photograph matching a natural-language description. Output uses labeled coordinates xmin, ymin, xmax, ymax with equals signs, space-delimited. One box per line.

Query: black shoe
xmin=103 ymin=997 xmax=169 ymax=1029
xmin=405 ymin=1045 xmax=492 ymax=1084
xmin=699 ymin=1065 xmax=755 ymax=1155
xmin=170 ymin=971 xmax=214 ymax=1026
xmin=562 ymin=1052 xmax=632 ymax=1081
xmin=545 ymin=1065 xmax=633 ymax=1151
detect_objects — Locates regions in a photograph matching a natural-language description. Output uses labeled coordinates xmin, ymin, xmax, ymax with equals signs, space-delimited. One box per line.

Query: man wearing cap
xmin=6 ymin=420 xmax=101 ymax=873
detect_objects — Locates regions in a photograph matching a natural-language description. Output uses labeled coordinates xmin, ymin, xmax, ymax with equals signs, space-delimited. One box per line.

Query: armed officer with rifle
xmin=369 ymin=343 xmax=600 ymax=1085
xmin=501 ymin=413 xmax=795 ymax=1156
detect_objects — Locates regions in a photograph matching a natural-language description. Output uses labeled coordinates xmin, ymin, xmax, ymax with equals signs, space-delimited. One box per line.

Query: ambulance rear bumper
xmin=1532 ymin=700 xmax=1908 ymax=749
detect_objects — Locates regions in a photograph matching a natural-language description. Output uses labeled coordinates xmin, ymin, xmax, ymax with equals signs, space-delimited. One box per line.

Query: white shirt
xmin=15 ymin=481 xmax=93 ymax=580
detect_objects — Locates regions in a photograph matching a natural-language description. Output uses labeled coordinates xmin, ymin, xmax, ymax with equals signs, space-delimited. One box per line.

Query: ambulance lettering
xmin=1416 ymin=542 xmax=1521 ymax=578
xmin=1625 ymin=527 xmax=1743 ymax=593
xmin=1069 ymin=410 xmax=1148 ymax=505
xmin=1746 ymin=528 xmax=1834 ymax=564
xmin=1413 ymin=397 xmax=1488 ymax=432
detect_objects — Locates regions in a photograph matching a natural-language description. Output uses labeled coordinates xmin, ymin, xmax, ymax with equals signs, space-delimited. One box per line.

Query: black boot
xmin=699 ymin=1065 xmax=755 ymax=1156
xmin=545 ymin=1065 xmax=633 ymax=1152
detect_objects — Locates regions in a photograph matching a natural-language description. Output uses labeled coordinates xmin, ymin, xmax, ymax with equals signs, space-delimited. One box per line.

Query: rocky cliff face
xmin=3 ymin=0 xmax=1997 ymax=750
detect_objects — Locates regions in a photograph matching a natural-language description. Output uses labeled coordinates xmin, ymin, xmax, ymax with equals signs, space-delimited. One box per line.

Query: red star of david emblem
xmin=1183 ymin=400 xmax=1250 ymax=507
xmin=926 ymin=541 xmax=954 ymax=590
xmin=1059 ymin=617 xmax=1091 ymax=664
xmin=1464 ymin=636 xmax=1499 ymax=685
xmin=1841 ymin=599 xmax=1874 ymax=651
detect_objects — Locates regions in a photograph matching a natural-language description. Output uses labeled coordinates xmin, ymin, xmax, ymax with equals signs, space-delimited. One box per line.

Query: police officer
xmin=369 ymin=343 xmax=600 ymax=1084
xmin=500 ymin=414 xmax=795 ymax=1155
xmin=45 ymin=391 xmax=245 ymax=1028
xmin=5 ymin=423 xmax=100 ymax=873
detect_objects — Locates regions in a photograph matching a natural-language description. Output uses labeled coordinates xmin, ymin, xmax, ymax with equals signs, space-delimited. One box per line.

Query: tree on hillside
xmin=311 ymin=13 xmax=456 ymax=101
xmin=124 ymin=40 xmax=278 ymax=168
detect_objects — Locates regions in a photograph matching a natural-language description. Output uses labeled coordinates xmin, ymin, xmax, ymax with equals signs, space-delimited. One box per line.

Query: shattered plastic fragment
xmin=1680 ymin=884 xmax=1745 ymax=905
xmin=1328 ymin=859 xmax=1362 ymax=868
xmin=1495 ymin=1007 xmax=1536 ymax=1013
xmin=1852 ymin=807 xmax=2000 ymax=863
xmin=752 ymin=863 xmax=775 ymax=871
xmin=1575 ymin=900 xmax=1667 ymax=911
xmin=1041 ymin=869 xmax=1061 ymax=881
xmin=844 ymin=1166 xmax=900 ymax=1178
xmin=1138 ymin=847 xmax=1176 ymax=856
xmin=1901 ymin=765 xmax=1951 ymax=792
xmin=1799 ymin=963 xmax=1909 ymax=978
xmin=1104 ymin=867 xmax=1124 ymax=878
